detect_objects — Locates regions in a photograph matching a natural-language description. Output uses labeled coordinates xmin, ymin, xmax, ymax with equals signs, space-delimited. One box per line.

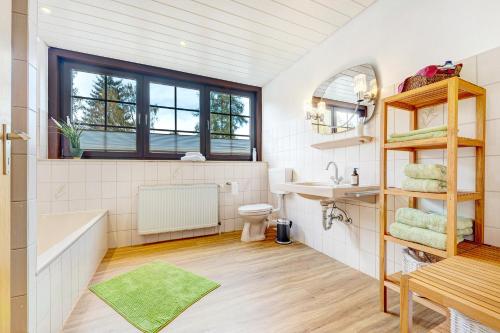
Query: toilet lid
xmin=238 ymin=204 xmax=273 ymax=213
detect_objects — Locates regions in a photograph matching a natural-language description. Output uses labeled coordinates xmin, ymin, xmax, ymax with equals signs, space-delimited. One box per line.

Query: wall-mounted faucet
xmin=325 ymin=161 xmax=343 ymax=185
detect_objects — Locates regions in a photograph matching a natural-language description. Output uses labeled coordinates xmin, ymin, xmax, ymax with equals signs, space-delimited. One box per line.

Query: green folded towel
xmin=389 ymin=222 xmax=464 ymax=250
xmin=387 ymin=130 xmax=447 ymax=143
xmin=396 ymin=208 xmax=473 ymax=234
xmin=402 ymin=177 xmax=447 ymax=193
xmin=404 ymin=163 xmax=447 ymax=182
xmin=390 ymin=125 xmax=448 ymax=138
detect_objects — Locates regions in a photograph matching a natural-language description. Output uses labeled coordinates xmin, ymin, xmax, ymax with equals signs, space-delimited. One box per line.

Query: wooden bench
xmin=400 ymin=245 xmax=500 ymax=332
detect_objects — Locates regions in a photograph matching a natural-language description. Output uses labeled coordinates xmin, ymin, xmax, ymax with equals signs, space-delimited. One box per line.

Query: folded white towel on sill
xmin=185 ymin=152 xmax=203 ymax=156
xmin=180 ymin=155 xmax=206 ymax=161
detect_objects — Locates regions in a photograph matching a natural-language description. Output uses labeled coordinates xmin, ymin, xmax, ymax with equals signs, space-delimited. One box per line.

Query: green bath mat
xmin=89 ymin=262 xmax=220 ymax=333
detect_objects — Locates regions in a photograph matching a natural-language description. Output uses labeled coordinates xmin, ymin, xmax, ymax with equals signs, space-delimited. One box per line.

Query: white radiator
xmin=138 ymin=184 xmax=219 ymax=235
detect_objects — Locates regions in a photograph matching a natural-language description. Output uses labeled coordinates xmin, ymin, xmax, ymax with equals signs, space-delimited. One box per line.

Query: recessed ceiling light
xmin=40 ymin=7 xmax=51 ymax=14
xmin=180 ymin=41 xmax=187 ymax=47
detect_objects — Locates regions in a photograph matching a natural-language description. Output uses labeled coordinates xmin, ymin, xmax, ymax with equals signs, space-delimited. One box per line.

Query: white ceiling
xmin=38 ymin=0 xmax=377 ymax=87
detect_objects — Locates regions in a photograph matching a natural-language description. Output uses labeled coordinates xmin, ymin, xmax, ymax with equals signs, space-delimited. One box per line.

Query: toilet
xmin=238 ymin=168 xmax=292 ymax=242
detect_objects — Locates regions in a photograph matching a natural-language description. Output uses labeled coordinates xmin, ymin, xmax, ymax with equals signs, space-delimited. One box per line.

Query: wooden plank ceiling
xmin=38 ymin=0 xmax=377 ymax=86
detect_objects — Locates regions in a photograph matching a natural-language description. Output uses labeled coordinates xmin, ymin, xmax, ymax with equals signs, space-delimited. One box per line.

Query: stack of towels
xmin=389 ymin=208 xmax=474 ymax=250
xmin=180 ymin=152 xmax=206 ymax=161
xmin=402 ymin=163 xmax=447 ymax=193
xmin=388 ymin=125 xmax=448 ymax=143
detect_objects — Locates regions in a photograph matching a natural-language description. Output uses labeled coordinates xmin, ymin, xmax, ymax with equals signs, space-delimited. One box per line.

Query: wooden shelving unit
xmin=379 ymin=77 xmax=486 ymax=313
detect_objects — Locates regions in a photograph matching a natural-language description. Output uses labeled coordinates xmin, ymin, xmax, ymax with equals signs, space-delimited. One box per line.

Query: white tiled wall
xmin=11 ymin=0 xmax=39 ymax=331
xmin=263 ymin=47 xmax=500 ymax=280
xmin=37 ymin=160 xmax=268 ymax=248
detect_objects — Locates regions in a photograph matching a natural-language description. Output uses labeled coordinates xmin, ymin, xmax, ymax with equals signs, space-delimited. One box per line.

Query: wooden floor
xmin=63 ymin=231 xmax=445 ymax=333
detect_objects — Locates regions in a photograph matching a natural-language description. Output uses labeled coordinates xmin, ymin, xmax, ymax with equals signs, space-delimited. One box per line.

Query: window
xmin=209 ymin=90 xmax=252 ymax=156
xmin=148 ymin=81 xmax=201 ymax=154
xmin=70 ymin=69 xmax=138 ymax=152
xmin=51 ymin=49 xmax=261 ymax=160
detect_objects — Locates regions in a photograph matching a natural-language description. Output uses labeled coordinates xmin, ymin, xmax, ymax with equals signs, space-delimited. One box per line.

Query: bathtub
xmin=36 ymin=210 xmax=108 ymax=332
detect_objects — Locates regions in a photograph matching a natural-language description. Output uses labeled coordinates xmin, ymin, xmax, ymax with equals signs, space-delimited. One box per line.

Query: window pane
xmin=80 ymin=127 xmax=136 ymax=151
xmin=107 ymin=76 xmax=136 ymax=103
xmin=150 ymin=131 xmax=200 ymax=152
xmin=150 ymin=107 xmax=175 ymax=130
xmin=177 ymin=110 xmax=199 ymax=132
xmin=231 ymin=95 xmax=250 ymax=116
xmin=71 ymin=97 xmax=105 ymax=125
xmin=177 ymin=87 xmax=200 ymax=110
xmin=71 ymin=70 xmax=105 ymax=99
xmin=232 ymin=116 xmax=250 ymax=136
xmin=210 ymin=91 xmax=230 ymax=114
xmin=107 ymin=102 xmax=136 ymax=127
xmin=211 ymin=135 xmax=250 ymax=155
xmin=210 ymin=114 xmax=230 ymax=134
xmin=150 ymin=82 xmax=174 ymax=107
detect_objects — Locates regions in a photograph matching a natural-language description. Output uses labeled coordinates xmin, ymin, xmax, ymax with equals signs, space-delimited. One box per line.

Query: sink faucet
xmin=325 ymin=161 xmax=343 ymax=185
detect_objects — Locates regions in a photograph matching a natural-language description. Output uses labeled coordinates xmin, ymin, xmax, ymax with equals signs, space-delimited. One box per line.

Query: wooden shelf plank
xmin=384 ymin=235 xmax=448 ymax=257
xmin=384 ymin=276 xmax=448 ymax=315
xmin=384 ymin=236 xmax=480 ymax=259
xmin=384 ymin=137 xmax=483 ymax=151
xmin=384 ymin=78 xmax=485 ymax=110
xmin=310 ymin=135 xmax=373 ymax=150
xmin=384 ymin=188 xmax=481 ymax=202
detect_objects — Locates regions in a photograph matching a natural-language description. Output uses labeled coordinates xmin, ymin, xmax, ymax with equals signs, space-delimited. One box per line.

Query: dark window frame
xmin=48 ymin=48 xmax=262 ymax=161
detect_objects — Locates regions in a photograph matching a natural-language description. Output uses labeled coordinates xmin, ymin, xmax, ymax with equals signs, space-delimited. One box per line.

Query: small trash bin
xmin=276 ymin=218 xmax=292 ymax=245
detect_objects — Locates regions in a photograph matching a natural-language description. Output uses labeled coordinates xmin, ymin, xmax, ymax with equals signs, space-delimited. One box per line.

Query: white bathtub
xmin=36 ymin=210 xmax=108 ymax=333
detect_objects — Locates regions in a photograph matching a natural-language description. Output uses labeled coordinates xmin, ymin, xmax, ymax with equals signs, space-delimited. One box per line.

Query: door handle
xmin=7 ymin=130 xmax=30 ymax=141
xmin=1 ymin=124 xmax=30 ymax=175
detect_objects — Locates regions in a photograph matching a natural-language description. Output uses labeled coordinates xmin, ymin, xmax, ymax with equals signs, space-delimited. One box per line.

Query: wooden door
xmin=0 ymin=1 xmax=12 ymax=332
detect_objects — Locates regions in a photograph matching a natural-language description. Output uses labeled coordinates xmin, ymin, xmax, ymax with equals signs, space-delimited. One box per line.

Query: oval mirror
xmin=309 ymin=64 xmax=378 ymax=135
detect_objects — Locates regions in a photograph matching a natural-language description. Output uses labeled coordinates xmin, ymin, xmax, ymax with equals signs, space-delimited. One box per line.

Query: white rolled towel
xmin=180 ymin=155 xmax=206 ymax=161
xmin=185 ymin=152 xmax=203 ymax=156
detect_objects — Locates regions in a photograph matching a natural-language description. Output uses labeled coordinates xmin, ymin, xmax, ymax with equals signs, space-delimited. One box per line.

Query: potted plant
xmin=51 ymin=117 xmax=85 ymax=159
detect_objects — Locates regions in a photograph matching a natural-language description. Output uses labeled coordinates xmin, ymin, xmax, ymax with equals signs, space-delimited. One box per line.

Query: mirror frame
xmin=310 ymin=64 xmax=378 ymax=135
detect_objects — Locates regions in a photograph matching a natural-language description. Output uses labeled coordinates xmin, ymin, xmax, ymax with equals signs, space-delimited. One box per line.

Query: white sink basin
xmin=276 ymin=182 xmax=379 ymax=202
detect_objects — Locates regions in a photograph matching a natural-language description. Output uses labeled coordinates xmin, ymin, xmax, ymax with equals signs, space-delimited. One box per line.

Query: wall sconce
xmin=304 ymin=100 xmax=325 ymax=122
xmin=354 ymin=74 xmax=377 ymax=103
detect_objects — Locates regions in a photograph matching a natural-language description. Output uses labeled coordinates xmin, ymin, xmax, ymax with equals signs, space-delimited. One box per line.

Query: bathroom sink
xmin=276 ymin=182 xmax=379 ymax=202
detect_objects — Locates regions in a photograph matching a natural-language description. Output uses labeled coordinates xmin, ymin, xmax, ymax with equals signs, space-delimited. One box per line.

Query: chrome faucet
xmin=325 ymin=161 xmax=343 ymax=185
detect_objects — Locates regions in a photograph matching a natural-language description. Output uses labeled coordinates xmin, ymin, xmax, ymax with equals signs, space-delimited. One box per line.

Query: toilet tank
xmin=269 ymin=168 xmax=293 ymax=194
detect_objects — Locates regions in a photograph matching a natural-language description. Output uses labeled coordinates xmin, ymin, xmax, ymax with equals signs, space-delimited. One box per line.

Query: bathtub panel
xmin=49 ymin=257 xmax=62 ymax=333
xmin=36 ymin=211 xmax=108 ymax=332
xmin=36 ymin=267 xmax=50 ymax=333
xmin=70 ymin=244 xmax=79 ymax=305
xmin=61 ymin=249 xmax=72 ymax=321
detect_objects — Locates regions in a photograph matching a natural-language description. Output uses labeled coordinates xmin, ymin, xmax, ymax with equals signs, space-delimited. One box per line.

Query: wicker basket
xmin=450 ymin=308 xmax=498 ymax=333
xmin=401 ymin=248 xmax=439 ymax=274
xmin=399 ymin=64 xmax=463 ymax=92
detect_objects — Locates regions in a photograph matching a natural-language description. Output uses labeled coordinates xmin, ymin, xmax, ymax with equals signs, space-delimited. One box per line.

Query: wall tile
xmin=12 ymin=154 xmax=28 ymax=202
xmin=11 ymin=295 xmax=28 ymax=333
xmin=486 ymin=82 xmax=500 ymax=120
xmin=485 ymin=156 xmax=500 ymax=191
xmin=11 ymin=201 xmax=27 ymax=249
xmin=101 ymin=162 xmax=117 ymax=182
xmin=11 ymin=248 xmax=27 ymax=297
xmin=478 ymin=47 xmax=500 ymax=86
xmin=68 ymin=163 xmax=85 ymax=183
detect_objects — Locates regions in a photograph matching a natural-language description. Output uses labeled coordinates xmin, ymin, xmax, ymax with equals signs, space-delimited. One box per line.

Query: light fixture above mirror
xmin=306 ymin=64 xmax=378 ymax=135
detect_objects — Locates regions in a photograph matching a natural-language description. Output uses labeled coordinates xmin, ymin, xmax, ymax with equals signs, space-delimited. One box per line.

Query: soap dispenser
xmin=351 ymin=168 xmax=359 ymax=186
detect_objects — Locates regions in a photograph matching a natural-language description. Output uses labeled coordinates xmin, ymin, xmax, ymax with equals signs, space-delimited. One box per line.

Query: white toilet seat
xmin=238 ymin=203 xmax=273 ymax=214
